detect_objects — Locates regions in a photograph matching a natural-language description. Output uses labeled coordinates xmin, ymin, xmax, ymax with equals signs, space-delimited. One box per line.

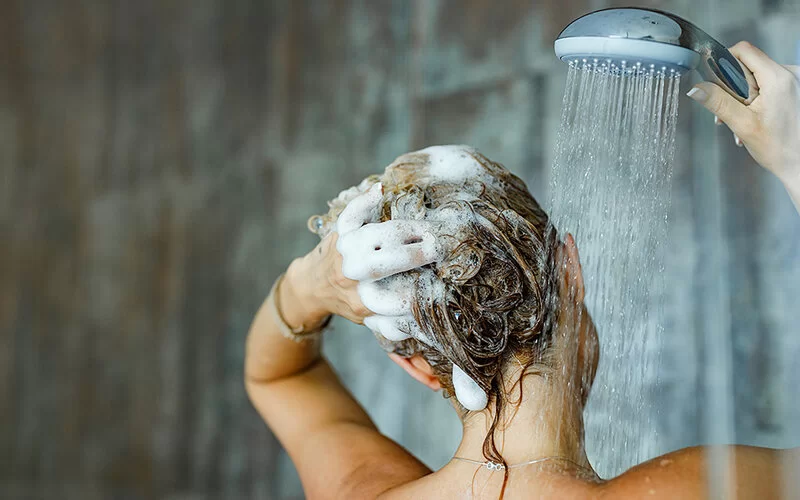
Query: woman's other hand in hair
xmin=687 ymin=41 xmax=800 ymax=189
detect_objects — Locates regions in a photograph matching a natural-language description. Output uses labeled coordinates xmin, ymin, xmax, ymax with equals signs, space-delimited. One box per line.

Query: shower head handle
xmin=649 ymin=8 xmax=758 ymax=105
xmin=556 ymin=8 xmax=759 ymax=104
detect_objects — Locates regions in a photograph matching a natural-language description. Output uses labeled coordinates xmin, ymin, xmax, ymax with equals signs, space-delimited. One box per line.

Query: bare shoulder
xmin=599 ymin=445 xmax=788 ymax=500
xmin=597 ymin=447 xmax=707 ymax=499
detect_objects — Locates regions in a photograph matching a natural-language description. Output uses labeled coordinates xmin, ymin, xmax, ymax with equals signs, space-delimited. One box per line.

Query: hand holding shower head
xmin=555 ymin=8 xmax=759 ymax=104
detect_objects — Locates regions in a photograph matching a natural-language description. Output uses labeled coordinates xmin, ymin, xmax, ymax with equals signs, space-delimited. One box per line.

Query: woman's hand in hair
xmin=687 ymin=42 xmax=800 ymax=186
xmin=285 ymin=232 xmax=372 ymax=325
xmin=287 ymin=182 xmax=445 ymax=326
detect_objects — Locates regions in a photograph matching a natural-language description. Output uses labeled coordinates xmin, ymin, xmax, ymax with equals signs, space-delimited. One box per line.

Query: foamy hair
xmin=308 ymin=145 xmax=526 ymax=411
xmin=308 ymin=176 xmax=381 ymax=238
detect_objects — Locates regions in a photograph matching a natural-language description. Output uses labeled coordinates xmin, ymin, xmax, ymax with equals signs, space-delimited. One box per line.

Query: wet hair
xmin=312 ymin=148 xmax=562 ymax=496
xmin=382 ymin=150 xmax=561 ymax=493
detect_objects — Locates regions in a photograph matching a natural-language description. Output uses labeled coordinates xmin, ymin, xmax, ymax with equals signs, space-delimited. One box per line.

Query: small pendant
xmin=484 ymin=461 xmax=506 ymax=471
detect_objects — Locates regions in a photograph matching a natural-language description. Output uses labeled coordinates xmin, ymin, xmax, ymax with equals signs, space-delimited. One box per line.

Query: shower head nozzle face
xmin=554 ymin=37 xmax=698 ymax=75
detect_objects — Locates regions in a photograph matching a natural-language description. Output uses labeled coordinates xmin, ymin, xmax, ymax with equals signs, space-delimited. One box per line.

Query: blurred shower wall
xmin=1 ymin=0 xmax=799 ymax=499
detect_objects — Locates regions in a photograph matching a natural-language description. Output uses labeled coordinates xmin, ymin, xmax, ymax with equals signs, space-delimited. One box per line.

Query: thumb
xmin=687 ymin=82 xmax=756 ymax=139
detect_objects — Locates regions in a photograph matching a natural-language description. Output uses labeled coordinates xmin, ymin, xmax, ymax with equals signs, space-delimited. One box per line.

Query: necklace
xmin=451 ymin=456 xmax=590 ymax=473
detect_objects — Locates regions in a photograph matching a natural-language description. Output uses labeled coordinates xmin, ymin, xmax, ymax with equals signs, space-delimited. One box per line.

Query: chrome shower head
xmin=555 ymin=8 xmax=758 ymax=104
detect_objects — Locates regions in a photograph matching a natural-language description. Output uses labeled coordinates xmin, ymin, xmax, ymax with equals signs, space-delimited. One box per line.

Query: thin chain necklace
xmin=451 ymin=455 xmax=591 ymax=473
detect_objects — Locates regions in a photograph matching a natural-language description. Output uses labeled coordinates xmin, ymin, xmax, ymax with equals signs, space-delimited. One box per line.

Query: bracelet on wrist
xmin=267 ymin=273 xmax=332 ymax=343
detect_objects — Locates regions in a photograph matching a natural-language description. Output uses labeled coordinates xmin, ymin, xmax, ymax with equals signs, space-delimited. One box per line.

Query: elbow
xmin=243 ymin=361 xmax=276 ymax=392
xmin=243 ymin=356 xmax=324 ymax=392
xmin=243 ymin=354 xmax=276 ymax=401
xmin=243 ymin=373 xmax=261 ymax=403
xmin=244 ymin=370 xmax=268 ymax=388
xmin=244 ymin=368 xmax=277 ymax=409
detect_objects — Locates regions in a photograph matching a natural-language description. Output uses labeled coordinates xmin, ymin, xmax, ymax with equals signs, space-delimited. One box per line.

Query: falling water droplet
xmin=548 ymin=62 xmax=680 ymax=478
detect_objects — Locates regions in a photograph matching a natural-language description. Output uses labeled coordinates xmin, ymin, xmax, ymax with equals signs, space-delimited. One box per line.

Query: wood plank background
xmin=1 ymin=0 xmax=799 ymax=498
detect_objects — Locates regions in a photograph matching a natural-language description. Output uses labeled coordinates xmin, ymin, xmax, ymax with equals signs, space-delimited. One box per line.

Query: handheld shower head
xmin=555 ymin=8 xmax=758 ymax=104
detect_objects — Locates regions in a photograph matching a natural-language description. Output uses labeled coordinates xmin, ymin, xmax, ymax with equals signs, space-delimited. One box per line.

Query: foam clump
xmin=334 ymin=176 xmax=379 ymax=205
xmin=309 ymin=176 xmax=381 ymax=238
xmin=417 ymin=145 xmax=484 ymax=183
xmin=334 ymin=182 xmax=383 ymax=236
xmin=452 ymin=364 xmax=488 ymax=411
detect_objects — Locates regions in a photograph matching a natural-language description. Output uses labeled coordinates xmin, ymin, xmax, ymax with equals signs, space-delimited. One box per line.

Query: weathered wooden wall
xmin=1 ymin=0 xmax=799 ymax=498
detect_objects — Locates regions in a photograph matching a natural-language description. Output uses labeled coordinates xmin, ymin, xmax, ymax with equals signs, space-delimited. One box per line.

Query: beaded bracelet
xmin=268 ymin=273 xmax=332 ymax=343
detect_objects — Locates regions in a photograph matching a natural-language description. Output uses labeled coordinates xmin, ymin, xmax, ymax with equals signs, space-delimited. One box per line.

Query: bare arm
xmin=245 ymin=241 xmax=432 ymax=499
xmin=244 ymin=260 xmax=328 ymax=385
xmin=688 ymin=42 xmax=800 ymax=214
xmin=246 ymin=183 xmax=443 ymax=498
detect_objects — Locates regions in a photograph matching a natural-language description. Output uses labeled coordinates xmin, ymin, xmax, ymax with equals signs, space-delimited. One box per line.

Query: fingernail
xmin=687 ymin=87 xmax=709 ymax=103
xmin=734 ymin=134 xmax=744 ymax=147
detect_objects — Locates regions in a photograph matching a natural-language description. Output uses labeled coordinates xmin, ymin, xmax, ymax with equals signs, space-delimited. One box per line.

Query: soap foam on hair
xmin=452 ymin=364 xmax=489 ymax=411
xmin=417 ymin=145 xmax=484 ymax=183
xmin=334 ymin=145 xmax=495 ymax=411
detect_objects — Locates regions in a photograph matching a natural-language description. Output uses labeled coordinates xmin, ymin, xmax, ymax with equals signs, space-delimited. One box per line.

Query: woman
xmin=246 ymin=42 xmax=799 ymax=499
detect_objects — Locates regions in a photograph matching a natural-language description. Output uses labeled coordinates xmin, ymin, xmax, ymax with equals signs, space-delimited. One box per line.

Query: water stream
xmin=547 ymin=61 xmax=682 ymax=478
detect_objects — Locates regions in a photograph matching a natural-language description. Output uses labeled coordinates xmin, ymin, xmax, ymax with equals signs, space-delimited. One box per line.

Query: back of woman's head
xmin=310 ymin=145 xmax=563 ymax=470
xmin=374 ymin=146 xmax=560 ymax=398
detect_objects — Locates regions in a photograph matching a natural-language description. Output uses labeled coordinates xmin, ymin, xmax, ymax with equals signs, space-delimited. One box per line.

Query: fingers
xmin=715 ymin=115 xmax=745 ymax=150
xmin=780 ymin=65 xmax=800 ymax=90
xmin=729 ymin=41 xmax=783 ymax=84
xmin=359 ymin=268 xmax=442 ymax=346
xmin=337 ymin=219 xmax=444 ymax=281
xmin=357 ymin=274 xmax=414 ymax=316
xmin=345 ymin=219 xmax=438 ymax=248
xmin=357 ymin=267 xmax=444 ymax=317
xmin=364 ymin=313 xmax=439 ymax=348
xmin=336 ymin=182 xmax=383 ymax=235
xmin=687 ymin=82 xmax=757 ymax=141
xmin=365 ymin=314 xmax=429 ymax=343
xmin=364 ymin=315 xmax=413 ymax=341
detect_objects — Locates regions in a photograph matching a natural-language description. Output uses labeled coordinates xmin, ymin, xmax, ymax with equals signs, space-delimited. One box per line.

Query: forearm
xmin=244 ymin=259 xmax=330 ymax=384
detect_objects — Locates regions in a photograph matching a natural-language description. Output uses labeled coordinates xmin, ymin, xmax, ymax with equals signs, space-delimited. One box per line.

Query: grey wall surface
xmin=2 ymin=0 xmax=799 ymax=498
